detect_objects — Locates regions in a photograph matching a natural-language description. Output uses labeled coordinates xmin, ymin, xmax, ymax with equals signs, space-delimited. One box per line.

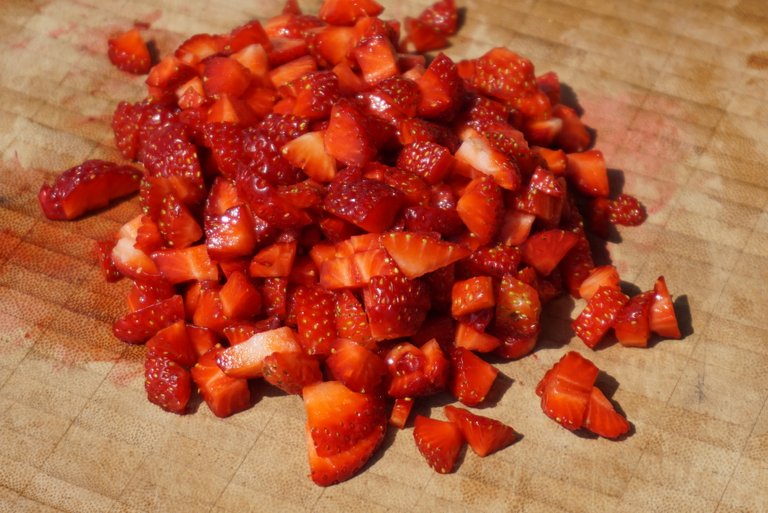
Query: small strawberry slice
xmin=281 ymin=131 xmax=337 ymax=183
xmin=206 ymin=205 xmax=261 ymax=260
xmin=444 ymin=405 xmax=518 ymax=457
xmin=249 ymin=241 xmax=298 ymax=278
xmin=397 ymin=141 xmax=453 ymax=185
xmin=187 ymin=325 xmax=220 ymax=357
xmin=113 ymin=295 xmax=185 ymax=344
xmin=416 ymin=53 xmax=464 ymax=120
xmin=463 ymin=243 xmax=521 ymax=280
xmin=334 ymin=290 xmax=374 ymax=348
xmin=614 ymin=291 xmax=655 ymax=347
xmin=324 ymin=99 xmax=378 ymax=166
xmin=494 ymin=333 xmax=537 ymax=360
xmin=112 ymin=101 xmax=143 ymax=159
xmin=95 ymin=239 xmax=122 ymax=283
xmin=324 ymin=178 xmax=404 ymax=233
xmin=385 ymin=342 xmax=433 ymax=398
xmin=152 ymin=245 xmax=219 ymax=284
xmin=566 ymin=150 xmax=609 ymax=198
xmin=216 ymin=326 xmax=302 ymax=378
xmin=295 ymin=285 xmax=337 ymax=356
xmin=455 ymin=322 xmax=501 ymax=353
xmin=226 ymin=19 xmax=271 ymax=53
xmin=572 ymin=286 xmax=630 ymax=349
xmin=608 ymin=193 xmax=646 ymax=227
xmin=456 ymin=175 xmax=503 ymax=245
xmin=381 ymin=231 xmax=470 ymax=279
xmin=403 ymin=17 xmax=449 ymax=53
xmin=38 ymin=160 xmax=141 ymax=220
xmin=326 ymin=338 xmax=387 ymax=393
xmin=578 ymin=265 xmax=621 ymax=301
xmin=146 ymin=320 xmax=197 ymax=368
xmin=191 ymin=345 xmax=251 ymax=418
xmin=219 ymin=271 xmax=262 ymax=319
xmin=449 ymin=347 xmax=498 ymax=406
xmin=304 ymin=381 xmax=387 ymax=457
xmin=175 ymin=33 xmax=227 ymax=66
xmin=413 ymin=415 xmax=464 ymax=474
xmin=536 ymin=351 xmax=599 ymax=431
xmin=650 ymin=276 xmax=681 ymax=339
xmin=108 ymin=27 xmax=152 ymax=74
xmin=499 ymin=210 xmax=535 ymax=247
xmin=305 ymin=422 xmax=383 ymax=487
xmin=269 ymin=54 xmax=317 ymax=87
xmin=552 ymin=104 xmax=590 ymax=153
xmin=451 ymin=276 xmax=495 ymax=318
xmin=418 ymin=0 xmax=459 ymax=35
xmin=318 ymin=0 xmax=384 ymax=25
xmin=493 ymin=274 xmax=541 ymax=340
xmin=353 ymin=34 xmax=398 ymax=85
xmin=521 ymin=229 xmax=579 ymax=276
xmin=389 ymin=397 xmax=414 ymax=429
xmin=262 ymin=351 xmax=323 ymax=394
xmin=583 ymin=386 xmax=630 ymax=439
xmin=144 ymin=355 xmax=191 ymax=414
xmin=365 ymin=274 xmax=431 ymax=340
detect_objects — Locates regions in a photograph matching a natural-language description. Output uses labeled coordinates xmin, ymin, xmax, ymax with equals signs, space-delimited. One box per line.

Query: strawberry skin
xmin=521 ymin=229 xmax=580 ymax=276
xmin=365 ymin=274 xmax=431 ymax=340
xmin=262 ymin=351 xmax=323 ymax=394
xmin=413 ymin=415 xmax=464 ymax=474
xmin=144 ymin=355 xmax=192 ymax=414
xmin=572 ymin=286 xmax=630 ymax=349
xmin=113 ymin=295 xmax=185 ymax=344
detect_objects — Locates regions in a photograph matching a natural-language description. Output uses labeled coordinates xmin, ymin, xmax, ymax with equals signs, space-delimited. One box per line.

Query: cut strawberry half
xmin=145 ymin=355 xmax=192 ymax=414
xmin=444 ymin=405 xmax=518 ymax=457
xmin=583 ymin=386 xmax=630 ymax=439
xmin=413 ymin=415 xmax=464 ymax=474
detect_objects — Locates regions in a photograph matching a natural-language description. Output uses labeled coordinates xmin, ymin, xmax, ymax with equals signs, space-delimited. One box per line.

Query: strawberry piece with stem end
xmin=650 ymin=276 xmax=681 ymax=339
xmin=192 ymin=345 xmax=251 ymax=418
xmin=146 ymin=320 xmax=196 ymax=368
xmin=389 ymin=397 xmax=414 ymax=429
xmin=304 ymin=380 xmax=387 ymax=457
xmin=295 ymin=285 xmax=337 ymax=356
xmin=413 ymin=415 xmax=464 ymax=474
xmin=572 ymin=286 xmax=630 ymax=349
xmin=578 ymin=265 xmax=621 ymax=301
xmin=262 ymin=351 xmax=323 ymax=394
xmin=365 ymin=274 xmax=431 ymax=341
xmin=566 ymin=150 xmax=609 ymax=197
xmin=38 ymin=160 xmax=142 ymax=220
xmin=449 ymin=347 xmax=498 ymax=406
xmin=451 ymin=276 xmax=495 ymax=318
xmin=108 ymin=27 xmax=152 ymax=74
xmin=144 ymin=356 xmax=192 ymax=414
xmin=382 ymin=231 xmax=470 ymax=279
xmin=456 ymin=175 xmax=503 ymax=246
xmin=444 ymin=405 xmax=518 ymax=457
xmin=521 ymin=229 xmax=580 ymax=276
xmin=326 ymin=338 xmax=387 ymax=393
xmin=614 ymin=291 xmax=655 ymax=347
xmin=216 ymin=326 xmax=302 ymax=378
xmin=583 ymin=386 xmax=630 ymax=439
xmin=113 ymin=295 xmax=185 ymax=344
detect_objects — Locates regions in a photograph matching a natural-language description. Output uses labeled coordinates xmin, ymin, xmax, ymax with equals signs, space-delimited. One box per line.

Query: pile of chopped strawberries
xmin=38 ymin=0 xmax=681 ymax=486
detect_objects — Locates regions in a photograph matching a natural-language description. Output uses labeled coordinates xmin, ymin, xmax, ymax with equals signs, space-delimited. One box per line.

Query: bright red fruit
xmin=262 ymin=351 xmax=323 ymax=394
xmin=449 ymin=347 xmax=498 ymax=406
xmin=413 ymin=415 xmax=464 ymax=473
xmin=144 ymin=356 xmax=191 ymax=414
xmin=108 ymin=28 xmax=152 ymax=74
xmin=444 ymin=405 xmax=518 ymax=457
xmin=365 ymin=274 xmax=431 ymax=340
xmin=572 ymin=286 xmax=630 ymax=349
xmin=113 ymin=295 xmax=185 ymax=344
xmin=650 ymin=276 xmax=681 ymax=339
xmin=192 ymin=345 xmax=251 ymax=418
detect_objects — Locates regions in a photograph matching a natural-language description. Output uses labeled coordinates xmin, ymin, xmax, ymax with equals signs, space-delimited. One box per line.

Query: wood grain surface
xmin=1 ymin=0 xmax=767 ymax=512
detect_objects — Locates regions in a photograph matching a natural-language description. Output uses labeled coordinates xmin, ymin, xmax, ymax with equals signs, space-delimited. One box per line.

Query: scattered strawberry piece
xmin=579 ymin=265 xmax=620 ymax=301
xmin=413 ymin=415 xmax=464 ymax=474
xmin=444 ymin=405 xmax=518 ymax=456
xmin=449 ymin=347 xmax=498 ymax=406
xmin=418 ymin=0 xmax=459 ymax=35
xmin=566 ymin=150 xmax=609 ymax=197
xmin=614 ymin=291 xmax=655 ymax=347
xmin=389 ymin=397 xmax=414 ymax=429
xmin=145 ymin=355 xmax=192 ymax=414
xmin=192 ymin=345 xmax=251 ymax=417
xmin=583 ymin=386 xmax=630 ymax=439
xmin=262 ymin=351 xmax=323 ymax=394
xmin=608 ymin=193 xmax=646 ymax=226
xmin=650 ymin=276 xmax=681 ymax=339
xmin=108 ymin=28 xmax=152 ymax=74
xmin=456 ymin=175 xmax=503 ymax=245
xmin=572 ymin=286 xmax=630 ymax=349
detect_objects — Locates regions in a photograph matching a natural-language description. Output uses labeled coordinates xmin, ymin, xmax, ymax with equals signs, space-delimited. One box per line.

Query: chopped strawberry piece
xmin=112 ymin=101 xmax=144 ymax=159
xmin=536 ymin=351 xmax=598 ymax=431
xmin=382 ymin=231 xmax=470 ymax=279
xmin=324 ymin=178 xmax=404 ymax=233
xmin=418 ymin=0 xmax=459 ymax=35
xmin=219 ymin=271 xmax=262 ymax=319
xmin=113 ymin=295 xmax=185 ymax=344
xmin=397 ymin=141 xmax=453 ymax=185
xmin=95 ymin=239 xmax=122 ymax=283
xmin=318 ymin=0 xmax=384 ymax=25
xmin=202 ymin=57 xmax=253 ymax=99
xmin=494 ymin=333 xmax=537 ymax=360
xmin=416 ymin=53 xmax=464 ymax=120
xmin=38 ymin=160 xmax=141 ymax=220
xmin=449 ymin=347 xmax=498 ymax=406
xmin=146 ymin=320 xmax=197 ymax=368
xmin=455 ymin=322 xmax=501 ymax=353
xmin=249 ymin=241 xmax=298 ymax=277
xmin=365 ymin=274 xmax=431 ymax=340
xmin=206 ymin=205 xmax=261 ymax=260
xmin=108 ymin=27 xmax=152 ymax=74
xmin=187 ymin=325 xmax=221 ymax=357
xmin=353 ymin=34 xmax=398 ymax=85
xmin=157 ymin=193 xmax=203 ymax=249
xmin=566 ymin=150 xmax=609 ymax=197
xmin=262 ymin=351 xmax=323 ymax=394
xmin=216 ymin=326 xmax=302 ymax=378
xmin=583 ymin=386 xmax=630 ymax=439
xmin=404 ymin=17 xmax=449 ymax=53
xmin=226 ymin=19 xmax=271 ymax=53
xmin=444 ymin=405 xmax=518 ymax=457
xmin=413 ymin=415 xmax=464 ymax=474
xmin=334 ymin=290 xmax=374 ymax=348
xmin=192 ymin=345 xmax=251 ymax=417
xmin=455 ymin=129 xmax=521 ymax=191
xmin=295 ymin=285 xmax=337 ymax=356
xmin=144 ymin=355 xmax=192 ymax=414
xmin=385 ymin=340 xmax=448 ymax=398
xmin=521 ymin=229 xmax=580 ymax=276
xmin=608 ymin=193 xmax=646 ymax=226
xmin=451 ymin=276 xmax=495 ymax=318
xmin=389 ymin=397 xmax=414 ymax=429
xmin=270 ymin=54 xmax=317 ymax=87
xmin=650 ymin=276 xmax=681 ymax=339
xmin=572 ymin=286 xmax=630 ymax=349
xmin=324 ymin=99 xmax=378 ymax=166
xmin=614 ymin=291 xmax=655 ymax=347
xmin=463 ymin=243 xmax=521 ymax=279
xmin=456 ymin=176 xmax=503 ymax=245
xmin=553 ymin=104 xmax=590 ymax=153
xmin=326 ymin=338 xmax=387 ymax=393
xmin=152 ymin=245 xmax=219 ymax=284
xmin=175 ymin=33 xmax=227 ymax=66
xmin=578 ymin=265 xmax=621 ymax=301
xmin=281 ymin=131 xmax=337 ymax=182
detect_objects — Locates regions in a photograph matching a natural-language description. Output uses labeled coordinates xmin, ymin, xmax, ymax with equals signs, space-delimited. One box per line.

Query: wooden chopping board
xmin=1 ymin=0 xmax=767 ymax=511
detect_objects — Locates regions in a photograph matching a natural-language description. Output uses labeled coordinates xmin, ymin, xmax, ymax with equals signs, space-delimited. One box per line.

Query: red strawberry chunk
xmin=284 ymin=70 xmax=341 ymax=121
xmin=456 ymin=175 xmax=503 ymax=245
xmin=579 ymin=265 xmax=621 ymax=301
xmin=219 ymin=271 xmax=262 ymax=319
xmin=249 ymin=241 xmax=297 ymax=277
xmin=144 ymin=355 xmax=192 ymax=414
xmin=152 ymin=245 xmax=219 ymax=284
xmin=281 ymin=131 xmax=337 ymax=183
xmin=146 ymin=320 xmax=197 ymax=368
xmin=389 ymin=397 xmax=414 ymax=429
xmin=444 ymin=405 xmax=518 ymax=457
xmin=295 ymin=286 xmax=337 ymax=356
xmin=216 ymin=326 xmax=302 ymax=378
xmin=402 ymin=206 xmax=465 ymax=238
xmin=566 ymin=150 xmax=609 ymax=197
xmin=38 ymin=160 xmax=141 ymax=220
xmin=463 ymin=243 xmax=521 ymax=279
xmin=206 ymin=205 xmax=262 ymax=260
xmin=583 ymin=386 xmax=630 ymax=439
xmin=262 ymin=351 xmax=323 ymax=394
xmin=326 ymin=338 xmax=387 ymax=393
xmin=553 ymin=104 xmax=590 ymax=153
xmin=416 ymin=53 xmax=464 ymax=120
xmin=108 ymin=28 xmax=152 ymax=75
xmin=449 ymin=347 xmax=498 ymax=406
xmin=608 ymin=193 xmax=646 ymax=226
xmin=324 ymin=99 xmax=378 ymax=166
xmin=113 ymin=295 xmax=185 ymax=344
xmin=192 ymin=345 xmax=251 ymax=418
xmin=112 ymin=101 xmax=144 ymax=159
xmin=451 ymin=276 xmax=495 ymax=318
xmin=413 ymin=415 xmax=464 ymax=474
xmin=202 ymin=57 xmax=253 ymax=99
xmin=353 ymin=35 xmax=398 ymax=85
xmin=397 ymin=141 xmax=453 ymax=185
xmin=418 ymin=0 xmax=459 ymax=35
xmin=365 ymin=274 xmax=431 ymax=340
xmin=521 ymin=229 xmax=580 ymax=276
xmin=318 ymin=0 xmax=384 ymax=25
xmin=404 ymin=17 xmax=449 ymax=53
xmin=95 ymin=239 xmax=122 ymax=283
xmin=157 ymin=193 xmax=203 ymax=249
xmin=650 ymin=276 xmax=681 ymax=339
xmin=324 ymin=178 xmax=404 ymax=233
xmin=382 ymin=231 xmax=470 ymax=279
xmin=334 ymin=290 xmax=374 ymax=348
xmin=572 ymin=286 xmax=630 ymax=349
xmin=614 ymin=291 xmax=655 ymax=347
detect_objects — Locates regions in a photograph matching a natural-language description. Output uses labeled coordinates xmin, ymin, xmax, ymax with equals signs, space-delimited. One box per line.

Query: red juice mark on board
xmin=746 ymin=52 xmax=768 ymax=70
xmin=11 ymin=37 xmax=32 ymax=50
xmin=109 ymin=353 xmax=145 ymax=387
xmin=48 ymin=22 xmax=77 ymax=39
